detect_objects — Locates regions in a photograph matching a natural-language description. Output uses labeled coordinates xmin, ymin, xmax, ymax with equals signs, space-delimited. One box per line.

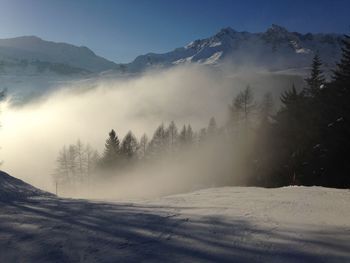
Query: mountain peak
xmin=264 ymin=24 xmax=294 ymax=41
xmin=215 ymin=27 xmax=237 ymax=37
xmin=128 ymin=24 xmax=342 ymax=73
xmin=18 ymin=35 xmax=42 ymax=40
xmin=267 ymin=24 xmax=289 ymax=33
xmin=0 ymin=35 xmax=44 ymax=44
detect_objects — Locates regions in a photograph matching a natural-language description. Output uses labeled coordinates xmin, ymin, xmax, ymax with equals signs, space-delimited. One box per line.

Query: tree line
xmin=54 ymin=34 xmax=350 ymax=189
xmin=246 ymin=34 xmax=350 ymax=188
xmin=53 ymin=117 xmax=220 ymax=186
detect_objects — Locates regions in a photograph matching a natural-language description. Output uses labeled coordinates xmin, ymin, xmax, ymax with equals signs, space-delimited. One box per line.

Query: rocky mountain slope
xmin=127 ymin=24 xmax=343 ymax=73
xmin=0 ymin=25 xmax=344 ymax=104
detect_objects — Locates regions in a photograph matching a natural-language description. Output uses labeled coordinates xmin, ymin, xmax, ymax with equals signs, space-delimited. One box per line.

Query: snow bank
xmin=0 ymin=171 xmax=53 ymax=201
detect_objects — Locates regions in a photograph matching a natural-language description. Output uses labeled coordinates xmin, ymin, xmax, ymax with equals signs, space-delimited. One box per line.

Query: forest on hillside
xmin=53 ymin=35 xmax=350 ymax=192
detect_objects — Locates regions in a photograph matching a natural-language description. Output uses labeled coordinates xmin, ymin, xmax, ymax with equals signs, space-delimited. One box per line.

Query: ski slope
xmin=0 ymin=183 xmax=349 ymax=262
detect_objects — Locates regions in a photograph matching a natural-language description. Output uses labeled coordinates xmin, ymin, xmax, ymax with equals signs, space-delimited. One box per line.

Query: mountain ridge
xmin=0 ymin=24 xmax=344 ymax=75
xmin=0 ymin=35 xmax=118 ymax=74
xmin=126 ymin=24 xmax=343 ymax=73
xmin=0 ymin=25 xmax=345 ymax=104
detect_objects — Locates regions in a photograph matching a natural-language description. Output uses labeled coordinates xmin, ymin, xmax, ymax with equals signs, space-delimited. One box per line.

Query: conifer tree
xmin=316 ymin=34 xmax=350 ymax=187
xmin=121 ymin=131 xmax=139 ymax=160
xmin=232 ymin=85 xmax=255 ymax=130
xmin=260 ymin=92 xmax=274 ymax=124
xmin=272 ymin=84 xmax=311 ymax=185
xmin=179 ymin=125 xmax=187 ymax=144
xmin=186 ymin=125 xmax=194 ymax=144
xmin=75 ymin=139 xmax=85 ymax=180
xmin=167 ymin=121 xmax=178 ymax=151
xmin=67 ymin=145 xmax=77 ymax=178
xmin=85 ymin=144 xmax=99 ymax=178
xmin=304 ymin=53 xmax=325 ymax=97
xmin=207 ymin=117 xmax=218 ymax=137
xmin=198 ymin=128 xmax=207 ymax=143
xmin=54 ymin=146 xmax=70 ymax=185
xmin=101 ymin=129 xmax=120 ymax=167
xmin=148 ymin=124 xmax=167 ymax=158
xmin=139 ymin=133 xmax=149 ymax=159
xmin=333 ymin=34 xmax=350 ymax=84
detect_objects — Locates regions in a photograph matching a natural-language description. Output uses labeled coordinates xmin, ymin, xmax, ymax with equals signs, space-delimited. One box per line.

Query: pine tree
xmin=178 ymin=124 xmax=194 ymax=146
xmin=198 ymin=128 xmax=207 ymax=143
xmin=138 ymin=133 xmax=149 ymax=159
xmin=121 ymin=131 xmax=139 ymax=161
xmin=167 ymin=121 xmax=178 ymax=151
xmin=101 ymin=129 xmax=120 ymax=167
xmin=250 ymin=92 xmax=275 ymax=186
xmin=67 ymin=145 xmax=77 ymax=179
xmin=207 ymin=117 xmax=218 ymax=137
xmin=280 ymin=84 xmax=300 ymax=107
xmin=179 ymin=125 xmax=187 ymax=146
xmin=75 ymin=139 xmax=85 ymax=181
xmin=54 ymin=146 xmax=70 ymax=185
xmin=260 ymin=92 xmax=274 ymax=124
xmin=148 ymin=124 xmax=167 ymax=158
xmin=333 ymin=34 xmax=350 ymax=84
xmin=232 ymin=85 xmax=255 ymax=130
xmin=186 ymin=125 xmax=194 ymax=144
xmin=273 ymin=84 xmax=310 ymax=185
xmin=85 ymin=144 xmax=99 ymax=178
xmin=316 ymin=34 xmax=350 ymax=187
xmin=304 ymin=53 xmax=325 ymax=97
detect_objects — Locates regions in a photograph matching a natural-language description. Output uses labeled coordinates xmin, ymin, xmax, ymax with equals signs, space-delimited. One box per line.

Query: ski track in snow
xmin=0 ymin=186 xmax=349 ymax=262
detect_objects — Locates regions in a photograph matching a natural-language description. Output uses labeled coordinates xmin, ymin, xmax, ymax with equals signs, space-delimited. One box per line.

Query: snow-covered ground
xmin=0 ymin=181 xmax=349 ymax=262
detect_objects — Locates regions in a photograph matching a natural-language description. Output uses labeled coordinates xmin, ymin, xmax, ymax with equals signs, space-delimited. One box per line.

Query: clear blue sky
xmin=0 ymin=0 xmax=349 ymax=63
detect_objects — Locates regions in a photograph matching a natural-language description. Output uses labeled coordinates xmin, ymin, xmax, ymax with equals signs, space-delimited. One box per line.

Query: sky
xmin=0 ymin=0 xmax=349 ymax=63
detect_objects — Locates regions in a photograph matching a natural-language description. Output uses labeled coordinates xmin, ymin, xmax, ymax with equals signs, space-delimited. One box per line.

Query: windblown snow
xmin=0 ymin=174 xmax=349 ymax=262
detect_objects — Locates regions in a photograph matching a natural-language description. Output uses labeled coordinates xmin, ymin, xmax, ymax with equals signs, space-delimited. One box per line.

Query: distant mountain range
xmin=126 ymin=24 xmax=343 ymax=73
xmin=0 ymin=25 xmax=345 ymax=76
xmin=0 ymin=25 xmax=344 ymax=76
xmin=0 ymin=36 xmax=118 ymax=75
xmin=0 ymin=25 xmax=345 ymax=103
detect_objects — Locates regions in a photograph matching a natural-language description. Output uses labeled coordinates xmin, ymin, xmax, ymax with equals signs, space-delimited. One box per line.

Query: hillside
xmin=0 ymin=36 xmax=118 ymax=74
xmin=0 ymin=171 xmax=52 ymax=201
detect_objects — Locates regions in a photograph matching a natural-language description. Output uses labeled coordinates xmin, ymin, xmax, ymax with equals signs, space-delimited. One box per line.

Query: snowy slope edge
xmin=0 ymin=170 xmax=53 ymax=201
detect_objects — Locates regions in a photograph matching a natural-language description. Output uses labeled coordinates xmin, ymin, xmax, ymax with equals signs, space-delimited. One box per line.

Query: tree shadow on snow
xmin=0 ymin=198 xmax=349 ymax=263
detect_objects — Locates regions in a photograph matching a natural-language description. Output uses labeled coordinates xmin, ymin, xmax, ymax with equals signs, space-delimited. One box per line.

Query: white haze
xmin=0 ymin=65 xmax=301 ymax=199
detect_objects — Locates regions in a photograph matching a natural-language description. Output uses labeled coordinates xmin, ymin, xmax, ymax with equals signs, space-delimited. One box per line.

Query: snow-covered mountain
xmin=126 ymin=24 xmax=343 ymax=73
xmin=0 ymin=26 xmax=344 ymax=76
xmin=0 ymin=26 xmax=344 ymax=104
xmin=0 ymin=36 xmax=118 ymax=75
xmin=0 ymin=36 xmax=121 ymax=103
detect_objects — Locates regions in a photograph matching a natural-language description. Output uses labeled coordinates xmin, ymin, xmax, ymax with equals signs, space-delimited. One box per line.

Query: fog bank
xmin=0 ymin=65 xmax=302 ymax=197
